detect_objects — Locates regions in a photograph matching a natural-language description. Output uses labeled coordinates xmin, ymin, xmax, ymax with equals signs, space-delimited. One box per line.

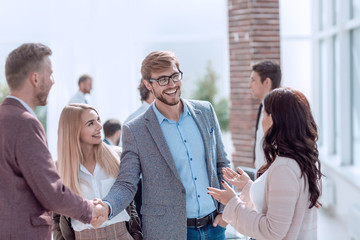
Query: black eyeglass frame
xmin=149 ymin=70 xmax=183 ymax=86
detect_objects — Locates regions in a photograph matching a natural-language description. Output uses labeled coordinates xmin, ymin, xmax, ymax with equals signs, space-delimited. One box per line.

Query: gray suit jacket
xmin=104 ymin=99 xmax=230 ymax=239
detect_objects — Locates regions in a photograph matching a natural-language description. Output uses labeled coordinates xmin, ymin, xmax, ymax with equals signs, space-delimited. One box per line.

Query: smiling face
xmin=145 ymin=63 xmax=182 ymax=107
xmin=79 ymin=109 xmax=102 ymax=146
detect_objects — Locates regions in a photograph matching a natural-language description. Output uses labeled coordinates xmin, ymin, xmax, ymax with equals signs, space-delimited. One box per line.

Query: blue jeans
xmin=187 ymin=223 xmax=226 ymax=240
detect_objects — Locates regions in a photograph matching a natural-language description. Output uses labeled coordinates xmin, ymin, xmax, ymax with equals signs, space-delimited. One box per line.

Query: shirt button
xmin=198 ymin=195 xmax=200 ymax=198
xmin=184 ymin=140 xmax=187 ymax=143
xmin=190 ymin=158 xmax=193 ymax=161
xmin=194 ymin=177 xmax=197 ymax=180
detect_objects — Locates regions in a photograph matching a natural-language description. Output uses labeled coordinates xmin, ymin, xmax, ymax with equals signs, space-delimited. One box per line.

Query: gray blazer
xmin=104 ymin=99 xmax=230 ymax=239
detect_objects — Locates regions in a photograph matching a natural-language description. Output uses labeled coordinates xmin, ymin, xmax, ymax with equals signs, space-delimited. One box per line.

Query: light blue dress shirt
xmin=152 ymin=101 xmax=216 ymax=218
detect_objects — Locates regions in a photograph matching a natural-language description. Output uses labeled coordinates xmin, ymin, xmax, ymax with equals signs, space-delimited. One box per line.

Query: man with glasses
xmin=102 ymin=51 xmax=230 ymax=239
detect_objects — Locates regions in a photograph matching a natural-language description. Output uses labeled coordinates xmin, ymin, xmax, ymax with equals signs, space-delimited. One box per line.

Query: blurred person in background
xmin=103 ymin=118 xmax=121 ymax=146
xmin=208 ymin=88 xmax=322 ymax=240
xmin=249 ymin=60 xmax=281 ymax=170
xmin=69 ymin=74 xmax=93 ymax=104
xmin=53 ymin=104 xmax=142 ymax=240
xmin=123 ymin=79 xmax=154 ymax=126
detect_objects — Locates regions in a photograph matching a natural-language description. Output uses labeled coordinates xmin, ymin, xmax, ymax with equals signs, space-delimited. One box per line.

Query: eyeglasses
xmin=149 ymin=71 xmax=183 ymax=86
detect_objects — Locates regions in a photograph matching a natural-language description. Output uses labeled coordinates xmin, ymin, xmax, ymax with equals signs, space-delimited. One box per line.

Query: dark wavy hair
xmin=258 ymin=88 xmax=322 ymax=208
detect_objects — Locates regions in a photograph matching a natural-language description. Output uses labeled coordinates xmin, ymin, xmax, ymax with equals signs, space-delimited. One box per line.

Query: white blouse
xmin=71 ymin=163 xmax=130 ymax=231
xmin=249 ymin=170 xmax=268 ymax=212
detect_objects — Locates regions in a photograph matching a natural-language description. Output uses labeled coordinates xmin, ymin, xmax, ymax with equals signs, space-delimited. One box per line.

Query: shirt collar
xmin=78 ymin=90 xmax=86 ymax=96
xmin=80 ymin=163 xmax=99 ymax=176
xmin=105 ymin=138 xmax=114 ymax=146
xmin=151 ymin=99 xmax=191 ymax=125
xmin=6 ymin=96 xmax=37 ymax=118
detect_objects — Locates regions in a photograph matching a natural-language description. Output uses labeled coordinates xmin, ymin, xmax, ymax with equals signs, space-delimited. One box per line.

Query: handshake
xmin=90 ymin=198 xmax=110 ymax=228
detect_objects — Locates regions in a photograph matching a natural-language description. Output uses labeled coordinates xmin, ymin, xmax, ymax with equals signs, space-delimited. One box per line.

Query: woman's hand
xmin=208 ymin=180 xmax=236 ymax=205
xmin=222 ymin=167 xmax=250 ymax=191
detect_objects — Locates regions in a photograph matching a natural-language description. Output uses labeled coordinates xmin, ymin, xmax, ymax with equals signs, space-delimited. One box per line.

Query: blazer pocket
xmin=31 ymin=213 xmax=52 ymax=226
xmin=140 ymin=204 xmax=166 ymax=216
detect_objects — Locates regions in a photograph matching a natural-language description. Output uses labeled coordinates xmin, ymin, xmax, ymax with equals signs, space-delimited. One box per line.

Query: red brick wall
xmin=228 ymin=0 xmax=280 ymax=167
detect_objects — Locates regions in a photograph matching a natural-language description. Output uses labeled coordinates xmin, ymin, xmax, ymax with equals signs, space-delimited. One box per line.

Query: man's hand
xmin=212 ymin=213 xmax=228 ymax=228
xmin=90 ymin=198 xmax=109 ymax=229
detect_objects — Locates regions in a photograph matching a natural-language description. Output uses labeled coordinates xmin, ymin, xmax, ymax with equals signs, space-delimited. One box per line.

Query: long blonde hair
xmin=57 ymin=104 xmax=120 ymax=195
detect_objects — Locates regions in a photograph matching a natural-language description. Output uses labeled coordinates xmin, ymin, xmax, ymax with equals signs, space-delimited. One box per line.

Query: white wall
xmin=0 ymin=0 xmax=229 ymax=159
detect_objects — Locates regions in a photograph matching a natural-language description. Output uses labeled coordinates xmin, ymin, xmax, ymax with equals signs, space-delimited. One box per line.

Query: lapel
xmin=144 ymin=106 xmax=182 ymax=182
xmin=183 ymin=100 xmax=215 ymax=180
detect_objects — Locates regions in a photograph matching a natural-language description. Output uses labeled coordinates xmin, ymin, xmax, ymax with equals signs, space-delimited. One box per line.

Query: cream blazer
xmin=223 ymin=156 xmax=318 ymax=240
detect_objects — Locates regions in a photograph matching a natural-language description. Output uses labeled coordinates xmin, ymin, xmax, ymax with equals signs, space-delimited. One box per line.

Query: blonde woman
xmin=53 ymin=104 xmax=142 ymax=240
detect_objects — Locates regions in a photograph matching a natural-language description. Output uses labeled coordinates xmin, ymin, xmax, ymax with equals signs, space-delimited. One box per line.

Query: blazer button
xmin=182 ymin=189 xmax=185 ymax=194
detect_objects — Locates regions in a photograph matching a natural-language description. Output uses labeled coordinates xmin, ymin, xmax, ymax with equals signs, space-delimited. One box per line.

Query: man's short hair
xmin=78 ymin=74 xmax=92 ymax=86
xmin=138 ymin=79 xmax=151 ymax=102
xmin=103 ymin=119 xmax=121 ymax=138
xmin=252 ymin=60 xmax=281 ymax=89
xmin=141 ymin=51 xmax=180 ymax=81
xmin=5 ymin=43 xmax=52 ymax=90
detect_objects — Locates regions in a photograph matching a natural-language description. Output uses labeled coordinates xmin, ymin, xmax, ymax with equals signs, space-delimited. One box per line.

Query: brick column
xmin=228 ymin=0 xmax=280 ymax=167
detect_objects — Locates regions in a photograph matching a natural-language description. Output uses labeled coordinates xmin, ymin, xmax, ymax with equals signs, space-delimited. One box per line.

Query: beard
xmin=36 ymin=83 xmax=50 ymax=106
xmin=153 ymin=87 xmax=181 ymax=106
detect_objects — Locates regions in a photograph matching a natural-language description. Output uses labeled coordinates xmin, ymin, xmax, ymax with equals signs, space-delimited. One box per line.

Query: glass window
xmin=333 ymin=36 xmax=340 ymax=154
xmin=351 ymin=27 xmax=360 ymax=166
xmin=320 ymin=0 xmax=337 ymax=29
xmin=319 ymin=0 xmax=327 ymax=30
xmin=332 ymin=0 xmax=339 ymax=26
xmin=320 ymin=39 xmax=328 ymax=147
xmin=351 ymin=0 xmax=360 ymax=18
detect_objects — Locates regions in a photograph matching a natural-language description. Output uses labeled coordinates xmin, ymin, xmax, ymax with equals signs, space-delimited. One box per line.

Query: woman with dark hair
xmin=208 ymin=88 xmax=322 ymax=240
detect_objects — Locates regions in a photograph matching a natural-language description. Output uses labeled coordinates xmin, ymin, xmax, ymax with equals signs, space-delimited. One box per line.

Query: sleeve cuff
xmin=223 ymin=195 xmax=242 ymax=223
xmin=102 ymin=200 xmax=113 ymax=219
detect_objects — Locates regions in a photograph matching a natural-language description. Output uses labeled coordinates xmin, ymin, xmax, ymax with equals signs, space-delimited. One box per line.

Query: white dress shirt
xmin=68 ymin=90 xmax=89 ymax=104
xmin=249 ymin=170 xmax=268 ymax=212
xmin=254 ymin=102 xmax=266 ymax=170
xmin=123 ymin=101 xmax=151 ymax=124
xmin=71 ymin=163 xmax=130 ymax=231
